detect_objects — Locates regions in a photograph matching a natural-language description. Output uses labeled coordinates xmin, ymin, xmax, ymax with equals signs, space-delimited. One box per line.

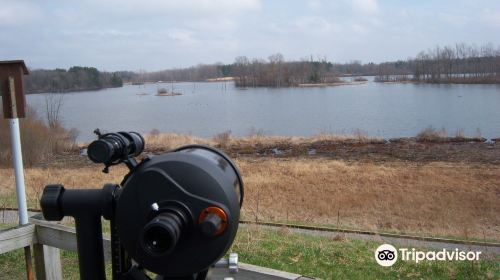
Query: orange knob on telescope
xmin=198 ymin=207 xmax=228 ymax=236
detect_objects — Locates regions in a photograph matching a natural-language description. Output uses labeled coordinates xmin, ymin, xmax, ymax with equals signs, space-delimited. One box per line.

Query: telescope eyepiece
xmin=141 ymin=209 xmax=189 ymax=256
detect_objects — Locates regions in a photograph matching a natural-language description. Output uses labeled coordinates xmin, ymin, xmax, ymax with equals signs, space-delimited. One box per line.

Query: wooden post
xmin=24 ymin=247 xmax=34 ymax=280
xmin=0 ymin=60 xmax=32 ymax=280
xmin=33 ymin=244 xmax=62 ymax=280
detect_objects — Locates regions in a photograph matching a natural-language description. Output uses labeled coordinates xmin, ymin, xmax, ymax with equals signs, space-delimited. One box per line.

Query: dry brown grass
xmin=0 ymin=157 xmax=498 ymax=240
xmin=229 ymin=132 xmax=381 ymax=146
xmin=143 ymin=133 xmax=213 ymax=151
xmin=415 ymin=126 xmax=485 ymax=143
xmin=0 ymin=108 xmax=77 ymax=167
xmin=142 ymin=132 xmax=382 ymax=153
xmin=0 ymin=166 xmax=125 ymax=205
xmin=237 ymin=158 xmax=500 ymax=240
xmin=416 ymin=126 xmax=448 ymax=141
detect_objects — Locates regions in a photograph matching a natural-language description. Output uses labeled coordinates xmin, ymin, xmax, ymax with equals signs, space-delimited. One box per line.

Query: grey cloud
xmin=0 ymin=0 xmax=499 ymax=70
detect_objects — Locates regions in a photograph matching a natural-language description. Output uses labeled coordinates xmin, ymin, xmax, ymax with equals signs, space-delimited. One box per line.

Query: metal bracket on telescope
xmin=213 ymin=253 xmax=238 ymax=274
xmin=93 ymin=128 xmax=103 ymax=138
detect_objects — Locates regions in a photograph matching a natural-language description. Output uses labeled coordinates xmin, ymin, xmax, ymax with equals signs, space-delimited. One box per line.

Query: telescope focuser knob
xmin=40 ymin=184 xmax=65 ymax=221
xmin=200 ymin=214 xmax=222 ymax=236
xmin=198 ymin=207 xmax=228 ymax=236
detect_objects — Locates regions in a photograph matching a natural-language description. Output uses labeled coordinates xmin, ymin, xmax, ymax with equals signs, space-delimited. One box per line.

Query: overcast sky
xmin=1 ymin=0 xmax=499 ymax=71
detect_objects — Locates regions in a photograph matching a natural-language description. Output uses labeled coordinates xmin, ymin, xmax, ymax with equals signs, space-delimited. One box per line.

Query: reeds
xmin=0 ymin=107 xmax=77 ymax=166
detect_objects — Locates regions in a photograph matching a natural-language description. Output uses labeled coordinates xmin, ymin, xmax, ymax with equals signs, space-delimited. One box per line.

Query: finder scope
xmin=40 ymin=129 xmax=244 ymax=280
xmin=87 ymin=129 xmax=144 ymax=166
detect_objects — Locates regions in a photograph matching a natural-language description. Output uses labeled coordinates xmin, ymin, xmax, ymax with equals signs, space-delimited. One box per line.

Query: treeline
xmin=130 ymin=64 xmax=222 ymax=83
xmin=376 ymin=43 xmax=500 ymax=83
xmin=227 ymin=56 xmax=417 ymax=87
xmin=130 ymin=58 xmax=339 ymax=87
xmin=129 ymin=60 xmax=385 ymax=85
xmin=231 ymin=54 xmax=342 ymax=87
xmin=25 ymin=42 xmax=500 ymax=92
xmin=25 ymin=66 xmax=123 ymax=94
xmin=130 ymin=55 xmax=375 ymax=87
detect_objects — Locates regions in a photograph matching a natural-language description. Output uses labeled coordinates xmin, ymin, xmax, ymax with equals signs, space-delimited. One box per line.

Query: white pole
xmin=9 ymin=118 xmax=29 ymax=225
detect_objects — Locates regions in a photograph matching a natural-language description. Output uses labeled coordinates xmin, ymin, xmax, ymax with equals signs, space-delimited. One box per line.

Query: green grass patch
xmin=0 ymin=223 xmax=15 ymax=230
xmin=232 ymin=226 xmax=499 ymax=279
xmin=0 ymin=249 xmax=112 ymax=280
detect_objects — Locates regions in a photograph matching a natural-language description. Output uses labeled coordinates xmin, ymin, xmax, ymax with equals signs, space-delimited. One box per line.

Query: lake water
xmin=27 ymin=79 xmax=500 ymax=142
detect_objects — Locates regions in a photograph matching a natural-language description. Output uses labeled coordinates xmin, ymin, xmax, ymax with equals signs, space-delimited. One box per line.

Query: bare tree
xmin=44 ymin=93 xmax=64 ymax=129
xmin=234 ymin=56 xmax=250 ymax=87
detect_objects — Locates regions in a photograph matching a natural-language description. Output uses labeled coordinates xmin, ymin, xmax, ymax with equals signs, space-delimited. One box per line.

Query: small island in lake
xmin=156 ymin=87 xmax=182 ymax=96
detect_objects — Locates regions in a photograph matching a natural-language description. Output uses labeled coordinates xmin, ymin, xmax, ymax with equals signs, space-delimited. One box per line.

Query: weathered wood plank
xmin=33 ymin=244 xmax=46 ymax=280
xmin=0 ymin=224 xmax=36 ymax=254
xmin=211 ymin=262 xmax=304 ymax=280
xmin=33 ymin=220 xmax=77 ymax=251
xmin=30 ymin=215 xmax=112 ymax=261
xmin=33 ymin=244 xmax=62 ymax=280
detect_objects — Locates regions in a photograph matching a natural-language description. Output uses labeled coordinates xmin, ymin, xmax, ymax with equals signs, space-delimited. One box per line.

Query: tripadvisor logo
xmin=375 ymin=244 xmax=482 ymax=267
xmin=375 ymin=244 xmax=398 ymax=266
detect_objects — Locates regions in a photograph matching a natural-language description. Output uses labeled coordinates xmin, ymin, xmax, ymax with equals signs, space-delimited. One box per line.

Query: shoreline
xmin=25 ymin=85 xmax=123 ymax=95
xmin=376 ymin=80 xmax=417 ymax=84
xmin=26 ymin=79 xmax=500 ymax=95
xmin=76 ymin=133 xmax=499 ymax=147
xmin=205 ymin=77 xmax=235 ymax=82
xmin=133 ymin=133 xmax=500 ymax=165
xmin=298 ymin=81 xmax=368 ymax=87
xmin=375 ymin=80 xmax=500 ymax=85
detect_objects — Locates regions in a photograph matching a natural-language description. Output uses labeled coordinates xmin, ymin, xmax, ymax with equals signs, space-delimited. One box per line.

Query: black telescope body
xmin=40 ymin=130 xmax=244 ymax=280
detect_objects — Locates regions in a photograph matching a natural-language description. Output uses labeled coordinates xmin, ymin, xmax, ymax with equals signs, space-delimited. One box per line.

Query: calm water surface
xmin=27 ymin=80 xmax=500 ymax=142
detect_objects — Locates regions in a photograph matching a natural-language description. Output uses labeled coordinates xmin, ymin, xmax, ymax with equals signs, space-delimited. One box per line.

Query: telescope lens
xmin=87 ymin=139 xmax=116 ymax=163
xmin=87 ymin=131 xmax=144 ymax=164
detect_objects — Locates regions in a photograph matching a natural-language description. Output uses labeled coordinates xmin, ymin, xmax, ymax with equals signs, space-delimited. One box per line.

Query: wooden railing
xmin=0 ymin=214 xmax=311 ymax=280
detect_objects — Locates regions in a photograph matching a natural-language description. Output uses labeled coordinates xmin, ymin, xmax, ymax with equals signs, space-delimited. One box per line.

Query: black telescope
xmin=40 ymin=130 xmax=244 ymax=280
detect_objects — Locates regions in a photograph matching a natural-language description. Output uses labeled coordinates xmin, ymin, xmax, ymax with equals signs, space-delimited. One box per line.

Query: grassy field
xmin=0 ymin=225 xmax=498 ymax=280
xmin=0 ymin=158 xmax=499 ymax=240
xmin=239 ymin=158 xmax=500 ymax=240
xmin=0 ymin=132 xmax=499 ymax=278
